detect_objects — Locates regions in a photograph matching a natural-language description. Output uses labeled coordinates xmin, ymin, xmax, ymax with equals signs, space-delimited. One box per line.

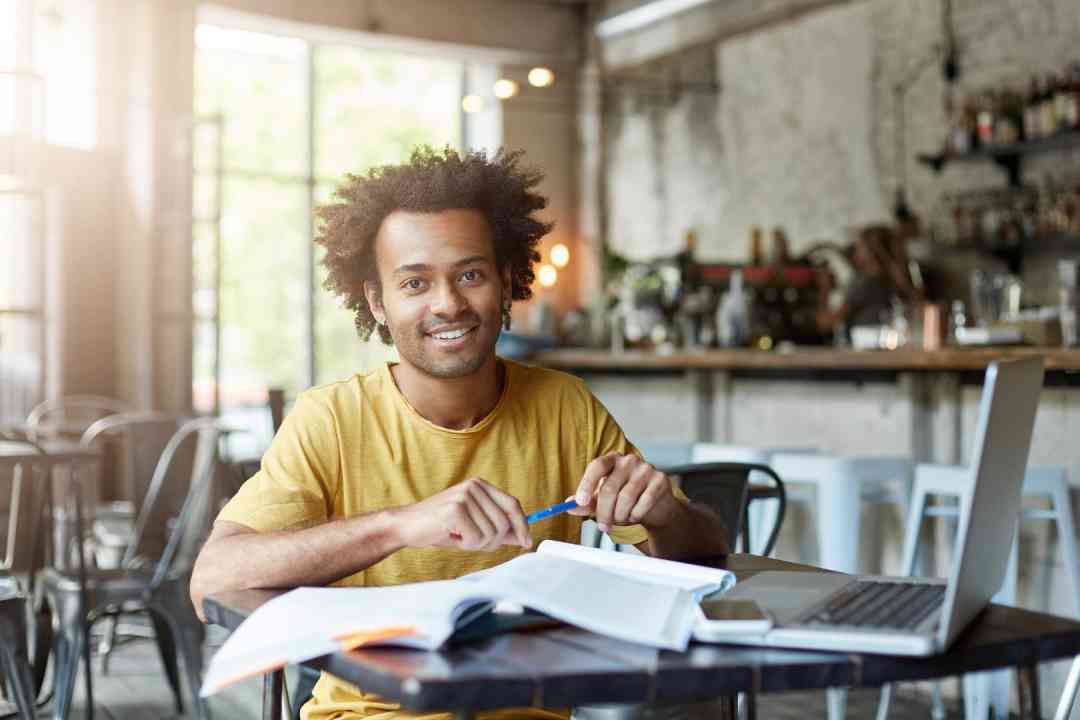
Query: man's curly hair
xmin=315 ymin=145 xmax=551 ymax=345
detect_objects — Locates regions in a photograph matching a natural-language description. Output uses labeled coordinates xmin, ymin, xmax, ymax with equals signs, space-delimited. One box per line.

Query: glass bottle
xmin=1042 ymin=73 xmax=1060 ymax=137
xmin=1024 ymin=76 xmax=1042 ymax=141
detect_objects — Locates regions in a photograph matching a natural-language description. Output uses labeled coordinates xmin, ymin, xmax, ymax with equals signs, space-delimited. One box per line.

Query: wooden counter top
xmin=530 ymin=346 xmax=1080 ymax=372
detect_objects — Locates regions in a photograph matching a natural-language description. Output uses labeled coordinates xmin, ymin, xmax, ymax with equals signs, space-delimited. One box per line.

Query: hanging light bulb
xmin=528 ymin=67 xmax=555 ymax=88
xmin=550 ymin=243 xmax=570 ymax=268
xmin=538 ymin=264 xmax=557 ymax=287
xmin=461 ymin=94 xmax=484 ymax=113
xmin=493 ymin=79 xmax=518 ymax=99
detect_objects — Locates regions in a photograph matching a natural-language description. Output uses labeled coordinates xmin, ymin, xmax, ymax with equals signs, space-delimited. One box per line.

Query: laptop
xmin=719 ymin=357 xmax=1045 ymax=656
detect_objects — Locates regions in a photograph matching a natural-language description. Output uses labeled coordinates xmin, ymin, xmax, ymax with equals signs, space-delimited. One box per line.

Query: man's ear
xmin=363 ymin=281 xmax=385 ymax=325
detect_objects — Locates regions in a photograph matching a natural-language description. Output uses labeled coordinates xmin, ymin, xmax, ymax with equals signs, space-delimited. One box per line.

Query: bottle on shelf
xmin=1042 ymin=73 xmax=1060 ymax=137
xmin=976 ymin=90 xmax=996 ymax=147
xmin=748 ymin=226 xmax=764 ymax=266
xmin=1065 ymin=62 xmax=1080 ymax=131
xmin=771 ymin=227 xmax=790 ymax=265
xmin=1024 ymin=76 xmax=1042 ymax=141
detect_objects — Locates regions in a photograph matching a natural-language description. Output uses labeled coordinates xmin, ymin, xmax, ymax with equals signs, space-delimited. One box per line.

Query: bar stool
xmin=877 ymin=464 xmax=1080 ymax=720
xmin=768 ymin=453 xmax=913 ymax=574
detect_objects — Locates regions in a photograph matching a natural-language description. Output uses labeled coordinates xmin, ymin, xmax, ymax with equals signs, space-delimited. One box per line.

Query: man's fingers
xmin=614 ymin=462 xmax=653 ymax=524
xmin=629 ymin=472 xmax=668 ymax=523
xmin=461 ymin=497 xmax=496 ymax=549
xmin=475 ymin=481 xmax=531 ymax=547
xmin=576 ymin=453 xmax=617 ymax=506
xmin=447 ymin=499 xmax=484 ymax=549
xmin=594 ymin=459 xmax=631 ymax=531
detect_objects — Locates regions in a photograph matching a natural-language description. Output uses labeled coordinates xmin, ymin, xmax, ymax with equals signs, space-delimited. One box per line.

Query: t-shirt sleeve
xmin=216 ymin=392 xmax=341 ymax=533
xmin=583 ymin=389 xmax=689 ymax=547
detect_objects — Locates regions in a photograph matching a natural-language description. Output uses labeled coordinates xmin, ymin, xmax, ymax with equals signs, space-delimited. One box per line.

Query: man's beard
xmin=386 ymin=310 xmax=499 ymax=379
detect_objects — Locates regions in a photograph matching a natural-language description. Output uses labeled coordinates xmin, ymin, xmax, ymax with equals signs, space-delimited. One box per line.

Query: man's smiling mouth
xmin=428 ymin=326 xmax=476 ymax=340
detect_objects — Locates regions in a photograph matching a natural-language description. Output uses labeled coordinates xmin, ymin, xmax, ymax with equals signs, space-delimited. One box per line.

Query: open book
xmin=201 ymin=540 xmax=734 ymax=696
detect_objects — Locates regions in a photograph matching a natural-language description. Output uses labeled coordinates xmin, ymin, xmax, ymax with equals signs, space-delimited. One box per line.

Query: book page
xmin=201 ymin=581 xmax=490 ymax=696
xmin=464 ymin=552 xmax=700 ymax=651
xmin=536 ymin=540 xmax=735 ymax=597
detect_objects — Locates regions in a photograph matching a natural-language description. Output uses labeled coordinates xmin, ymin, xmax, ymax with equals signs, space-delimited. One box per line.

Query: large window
xmin=192 ymin=19 xmax=467 ymax=450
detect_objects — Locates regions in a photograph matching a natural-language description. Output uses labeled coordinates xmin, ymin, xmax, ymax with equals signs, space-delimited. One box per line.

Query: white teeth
xmin=432 ymin=328 xmax=470 ymax=340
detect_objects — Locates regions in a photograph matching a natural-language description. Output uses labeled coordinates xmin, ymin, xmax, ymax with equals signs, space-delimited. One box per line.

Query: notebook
xmin=201 ymin=540 xmax=734 ymax=696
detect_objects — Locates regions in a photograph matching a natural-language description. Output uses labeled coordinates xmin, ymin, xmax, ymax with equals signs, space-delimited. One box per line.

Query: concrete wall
xmin=597 ymin=0 xmax=1080 ymax=265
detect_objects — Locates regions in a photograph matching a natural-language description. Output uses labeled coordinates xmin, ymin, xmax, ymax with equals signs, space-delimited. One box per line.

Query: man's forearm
xmin=643 ymin=501 xmax=729 ymax=560
xmin=190 ymin=510 xmax=404 ymax=618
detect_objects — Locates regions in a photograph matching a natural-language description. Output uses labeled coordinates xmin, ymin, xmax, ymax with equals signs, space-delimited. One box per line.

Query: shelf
xmin=918 ymin=129 xmax=1080 ymax=187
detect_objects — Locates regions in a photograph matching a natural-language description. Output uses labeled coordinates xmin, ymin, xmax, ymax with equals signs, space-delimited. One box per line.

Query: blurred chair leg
xmin=148 ymin=609 xmax=185 ymax=715
xmin=0 ymin=597 xmax=37 ymax=719
xmin=50 ymin=611 xmax=84 ymax=720
xmin=826 ymin=687 xmax=847 ymax=720
xmin=152 ymin=589 xmax=210 ymax=720
xmin=32 ymin=595 xmax=54 ymax=702
xmin=1054 ymin=656 xmax=1080 ymax=720
xmin=96 ymin=615 xmax=118 ymax=675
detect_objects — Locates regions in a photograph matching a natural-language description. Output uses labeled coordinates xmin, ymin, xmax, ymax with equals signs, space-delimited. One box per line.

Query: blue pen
xmin=526 ymin=499 xmax=578 ymax=524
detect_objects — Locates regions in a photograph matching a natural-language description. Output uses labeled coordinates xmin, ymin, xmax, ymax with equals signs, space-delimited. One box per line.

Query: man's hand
xmin=568 ymin=453 xmax=680 ymax=533
xmin=393 ymin=477 xmax=532 ymax=551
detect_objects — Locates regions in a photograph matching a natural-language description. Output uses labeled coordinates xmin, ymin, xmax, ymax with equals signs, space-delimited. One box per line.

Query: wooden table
xmin=204 ymin=555 xmax=1080 ymax=720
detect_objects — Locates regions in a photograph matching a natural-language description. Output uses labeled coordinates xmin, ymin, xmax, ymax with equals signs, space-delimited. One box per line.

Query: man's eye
xmin=403 ymin=279 xmax=425 ymax=291
xmin=461 ymin=270 xmax=482 ymax=283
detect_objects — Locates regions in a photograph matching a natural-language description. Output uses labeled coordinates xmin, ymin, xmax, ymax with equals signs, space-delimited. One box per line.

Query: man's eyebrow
xmin=391 ymin=256 xmax=492 ymax=276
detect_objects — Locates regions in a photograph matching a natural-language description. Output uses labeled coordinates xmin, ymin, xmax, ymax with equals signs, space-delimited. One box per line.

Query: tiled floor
xmin=22 ymin=626 xmax=962 ymax=719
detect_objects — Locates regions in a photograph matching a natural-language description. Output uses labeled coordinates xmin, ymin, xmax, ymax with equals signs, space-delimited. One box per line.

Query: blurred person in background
xmin=816 ymin=224 xmax=924 ymax=337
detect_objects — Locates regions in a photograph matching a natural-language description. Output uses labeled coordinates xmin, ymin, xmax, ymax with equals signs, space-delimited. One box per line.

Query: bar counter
xmin=526 ymin=345 xmax=1080 ymax=477
xmin=532 ymin=346 xmax=1080 ymax=372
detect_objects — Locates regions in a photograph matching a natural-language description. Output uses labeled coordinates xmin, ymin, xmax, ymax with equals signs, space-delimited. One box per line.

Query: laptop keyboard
xmin=794 ymin=580 xmax=946 ymax=630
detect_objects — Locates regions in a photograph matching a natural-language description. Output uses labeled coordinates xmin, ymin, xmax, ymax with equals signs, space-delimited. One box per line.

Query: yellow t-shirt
xmin=216 ymin=358 xmax=655 ymax=720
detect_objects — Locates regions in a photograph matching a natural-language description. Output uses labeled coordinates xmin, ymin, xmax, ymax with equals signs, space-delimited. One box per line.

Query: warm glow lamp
xmin=527 ymin=67 xmax=555 ymax=88
xmin=461 ymin=94 xmax=484 ymax=113
xmin=538 ymin=264 xmax=557 ymax=287
xmin=550 ymin=243 xmax=570 ymax=268
xmin=493 ymin=79 xmax=518 ymax=99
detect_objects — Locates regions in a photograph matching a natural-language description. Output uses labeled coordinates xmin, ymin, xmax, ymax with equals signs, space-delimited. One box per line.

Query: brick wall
xmin=602 ymin=0 xmax=1080 ymax=272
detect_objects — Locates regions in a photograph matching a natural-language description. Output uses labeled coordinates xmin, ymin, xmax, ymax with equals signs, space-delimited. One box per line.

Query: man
xmin=190 ymin=146 xmax=728 ymax=720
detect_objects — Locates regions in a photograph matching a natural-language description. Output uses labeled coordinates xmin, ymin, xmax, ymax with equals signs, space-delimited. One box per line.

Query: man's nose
xmin=430 ymin=281 xmax=467 ymax=316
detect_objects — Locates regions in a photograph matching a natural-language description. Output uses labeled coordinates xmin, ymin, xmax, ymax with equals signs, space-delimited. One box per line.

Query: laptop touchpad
xmin=723 ymin=571 xmax=853 ymax=624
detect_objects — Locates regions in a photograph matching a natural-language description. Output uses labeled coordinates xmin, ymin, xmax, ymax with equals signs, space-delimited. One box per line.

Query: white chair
xmin=877 ymin=464 xmax=1080 ymax=720
xmin=768 ymin=453 xmax=913 ymax=574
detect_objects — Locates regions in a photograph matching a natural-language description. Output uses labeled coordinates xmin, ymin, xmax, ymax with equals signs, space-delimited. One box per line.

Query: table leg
xmin=263 ymin=669 xmax=284 ymax=720
xmin=720 ymin=693 xmax=737 ymax=720
xmin=1017 ymin=664 xmax=1042 ymax=720
xmin=742 ymin=689 xmax=757 ymax=720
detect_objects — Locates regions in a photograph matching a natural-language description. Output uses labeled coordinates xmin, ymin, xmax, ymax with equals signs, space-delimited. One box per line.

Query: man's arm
xmin=190 ymin=477 xmax=532 ymax=621
xmin=190 ymin=514 xmax=399 ymax=622
xmin=569 ymin=453 xmax=729 ymax=560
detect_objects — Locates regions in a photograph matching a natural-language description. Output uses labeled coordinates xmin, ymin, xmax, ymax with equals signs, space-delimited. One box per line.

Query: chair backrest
xmin=662 ymin=461 xmax=787 ymax=556
xmin=80 ymin=411 xmax=181 ymax=513
xmin=130 ymin=418 xmax=221 ymax=588
xmin=0 ymin=432 xmax=46 ymax=574
xmin=26 ymin=395 xmax=131 ymax=433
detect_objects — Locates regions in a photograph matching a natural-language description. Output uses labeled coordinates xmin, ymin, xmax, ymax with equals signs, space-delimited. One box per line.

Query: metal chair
xmin=25 ymin=396 xmax=132 ymax=441
xmin=0 ymin=432 xmax=56 ymax=718
xmin=40 ymin=416 xmax=221 ymax=720
xmin=664 ymin=461 xmax=786 ymax=557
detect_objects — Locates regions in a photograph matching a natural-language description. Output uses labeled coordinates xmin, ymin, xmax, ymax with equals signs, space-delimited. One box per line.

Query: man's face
xmin=365 ymin=208 xmax=509 ymax=379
